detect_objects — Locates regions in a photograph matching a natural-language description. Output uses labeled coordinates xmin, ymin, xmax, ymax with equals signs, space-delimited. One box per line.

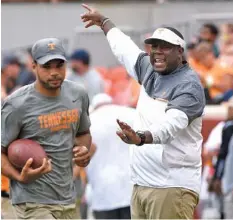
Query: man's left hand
xmin=116 ymin=119 xmax=141 ymax=145
xmin=73 ymin=146 xmax=90 ymax=167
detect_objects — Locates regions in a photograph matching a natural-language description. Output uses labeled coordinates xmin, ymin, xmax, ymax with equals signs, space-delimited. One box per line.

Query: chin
xmin=47 ymin=84 xmax=61 ymax=90
xmin=154 ymin=67 xmax=167 ymax=74
xmin=52 ymin=85 xmax=62 ymax=89
xmin=48 ymin=81 xmax=63 ymax=89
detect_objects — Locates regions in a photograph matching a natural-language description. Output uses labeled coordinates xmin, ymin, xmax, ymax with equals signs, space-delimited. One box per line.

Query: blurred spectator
xmin=1 ymin=55 xmax=21 ymax=95
xmin=187 ymin=23 xmax=219 ymax=59
xmin=95 ymin=66 xmax=112 ymax=93
xmin=188 ymin=42 xmax=233 ymax=102
xmin=67 ymin=49 xmax=104 ymax=102
xmin=187 ymin=42 xmax=210 ymax=84
xmin=105 ymin=66 xmax=140 ymax=107
xmin=209 ymin=104 xmax=233 ymax=219
xmin=17 ymin=49 xmax=36 ymax=86
xmin=86 ymin=93 xmax=134 ymax=219
xmin=199 ymin=121 xmax=225 ymax=218
xmin=199 ymin=23 xmax=220 ymax=58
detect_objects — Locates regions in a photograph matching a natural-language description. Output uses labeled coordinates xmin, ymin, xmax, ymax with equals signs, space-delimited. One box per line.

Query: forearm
xmin=143 ymin=131 xmax=153 ymax=144
xmin=1 ymin=152 xmax=21 ymax=182
xmin=102 ymin=18 xmax=116 ymax=36
xmin=149 ymin=109 xmax=188 ymax=145
xmin=73 ymin=164 xmax=80 ymax=180
xmin=75 ymin=130 xmax=92 ymax=150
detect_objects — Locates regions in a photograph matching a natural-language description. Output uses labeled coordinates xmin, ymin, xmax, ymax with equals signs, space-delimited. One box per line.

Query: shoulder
xmin=137 ymin=52 xmax=150 ymax=63
xmin=63 ymin=79 xmax=88 ymax=97
xmin=169 ymin=66 xmax=206 ymax=105
xmin=172 ymin=79 xmax=205 ymax=104
xmin=2 ymin=84 xmax=34 ymax=109
xmin=62 ymin=80 xmax=89 ymax=104
xmin=175 ymin=65 xmax=204 ymax=94
xmin=135 ymin=52 xmax=151 ymax=70
xmin=135 ymin=52 xmax=154 ymax=84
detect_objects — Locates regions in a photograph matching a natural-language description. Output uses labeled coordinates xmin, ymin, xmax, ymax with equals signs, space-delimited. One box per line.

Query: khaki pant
xmin=13 ymin=203 xmax=80 ymax=219
xmin=1 ymin=197 xmax=17 ymax=219
xmin=131 ymin=185 xmax=199 ymax=219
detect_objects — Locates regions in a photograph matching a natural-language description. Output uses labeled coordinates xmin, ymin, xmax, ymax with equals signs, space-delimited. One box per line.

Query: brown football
xmin=8 ymin=139 xmax=47 ymax=169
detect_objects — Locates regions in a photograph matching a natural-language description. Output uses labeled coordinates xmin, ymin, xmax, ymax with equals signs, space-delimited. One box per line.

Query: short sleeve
xmin=166 ymin=82 xmax=206 ymax=124
xmin=76 ymin=92 xmax=91 ymax=135
xmin=134 ymin=52 xmax=151 ymax=84
xmin=1 ymin=100 xmax=22 ymax=148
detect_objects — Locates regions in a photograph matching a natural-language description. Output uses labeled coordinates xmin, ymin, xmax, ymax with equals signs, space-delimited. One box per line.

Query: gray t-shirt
xmin=1 ymin=80 xmax=91 ymax=205
xmin=134 ymin=52 xmax=206 ymax=123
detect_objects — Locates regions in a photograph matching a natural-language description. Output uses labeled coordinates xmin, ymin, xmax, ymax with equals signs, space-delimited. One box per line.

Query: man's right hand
xmin=81 ymin=4 xmax=106 ymax=28
xmin=19 ymin=158 xmax=52 ymax=184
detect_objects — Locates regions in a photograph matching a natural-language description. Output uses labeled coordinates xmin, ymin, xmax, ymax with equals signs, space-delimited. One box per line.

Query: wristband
xmin=136 ymin=131 xmax=146 ymax=146
xmin=101 ymin=18 xmax=110 ymax=29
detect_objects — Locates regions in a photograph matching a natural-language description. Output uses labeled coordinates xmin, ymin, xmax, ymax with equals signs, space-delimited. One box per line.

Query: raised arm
xmin=81 ymin=4 xmax=143 ymax=81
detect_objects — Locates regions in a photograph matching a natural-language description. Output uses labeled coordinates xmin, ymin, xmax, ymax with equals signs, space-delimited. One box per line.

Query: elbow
xmin=152 ymin=132 xmax=175 ymax=145
xmin=151 ymin=123 xmax=180 ymax=145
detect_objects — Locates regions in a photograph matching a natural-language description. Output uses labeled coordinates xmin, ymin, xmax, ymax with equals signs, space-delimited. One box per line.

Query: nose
xmin=153 ymin=45 xmax=164 ymax=53
xmin=49 ymin=68 xmax=59 ymax=76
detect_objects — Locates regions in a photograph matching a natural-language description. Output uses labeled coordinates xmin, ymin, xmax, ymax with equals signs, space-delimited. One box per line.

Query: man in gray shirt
xmin=1 ymin=38 xmax=92 ymax=219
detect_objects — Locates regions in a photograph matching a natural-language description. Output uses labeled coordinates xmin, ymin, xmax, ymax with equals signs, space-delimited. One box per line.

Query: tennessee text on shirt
xmin=38 ymin=109 xmax=79 ymax=132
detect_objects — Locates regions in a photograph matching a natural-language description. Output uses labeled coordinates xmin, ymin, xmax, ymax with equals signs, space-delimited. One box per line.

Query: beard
xmin=37 ymin=74 xmax=63 ymax=90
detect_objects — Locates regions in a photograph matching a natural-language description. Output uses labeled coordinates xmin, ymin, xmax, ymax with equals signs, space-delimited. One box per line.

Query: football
xmin=8 ymin=139 xmax=47 ymax=169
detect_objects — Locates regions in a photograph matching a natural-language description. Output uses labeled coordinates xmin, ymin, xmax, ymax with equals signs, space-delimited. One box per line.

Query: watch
xmin=136 ymin=131 xmax=146 ymax=146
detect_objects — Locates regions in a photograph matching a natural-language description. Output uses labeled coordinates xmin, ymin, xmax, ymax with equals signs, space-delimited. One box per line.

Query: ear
xmin=178 ymin=47 xmax=184 ymax=54
xmin=32 ymin=61 xmax=37 ymax=72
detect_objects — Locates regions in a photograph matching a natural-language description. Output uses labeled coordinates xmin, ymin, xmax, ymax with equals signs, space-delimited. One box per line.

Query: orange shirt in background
xmin=96 ymin=66 xmax=141 ymax=107
xmin=1 ymin=175 xmax=9 ymax=192
xmin=206 ymin=61 xmax=233 ymax=98
xmin=188 ymin=57 xmax=210 ymax=83
xmin=189 ymin=57 xmax=233 ymax=98
xmin=106 ymin=66 xmax=140 ymax=107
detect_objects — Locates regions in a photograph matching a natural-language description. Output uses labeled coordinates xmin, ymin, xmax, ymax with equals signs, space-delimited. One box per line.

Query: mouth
xmin=49 ymin=79 xmax=62 ymax=85
xmin=154 ymin=58 xmax=166 ymax=69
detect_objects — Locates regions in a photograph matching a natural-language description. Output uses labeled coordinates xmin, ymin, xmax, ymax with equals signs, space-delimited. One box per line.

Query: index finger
xmin=75 ymin=148 xmax=89 ymax=157
xmin=73 ymin=146 xmax=84 ymax=153
xmin=117 ymin=119 xmax=131 ymax=130
xmin=82 ymin=4 xmax=92 ymax=12
xmin=34 ymin=158 xmax=47 ymax=172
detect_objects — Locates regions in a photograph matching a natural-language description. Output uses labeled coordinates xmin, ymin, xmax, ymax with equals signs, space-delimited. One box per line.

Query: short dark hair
xmin=203 ymin=23 xmax=219 ymax=36
xmin=163 ymin=26 xmax=184 ymax=39
xmin=70 ymin=49 xmax=90 ymax=66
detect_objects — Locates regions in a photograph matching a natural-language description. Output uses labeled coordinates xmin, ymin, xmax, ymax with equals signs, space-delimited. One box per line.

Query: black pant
xmin=93 ymin=206 xmax=131 ymax=219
